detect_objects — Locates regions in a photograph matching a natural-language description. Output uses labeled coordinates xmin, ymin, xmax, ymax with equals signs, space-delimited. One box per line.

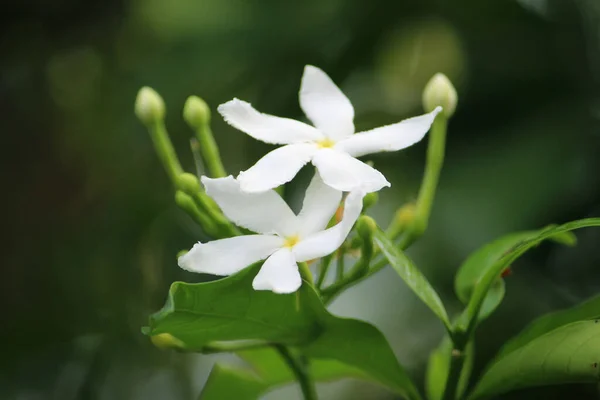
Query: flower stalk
xmin=184 ymin=96 xmax=227 ymax=178
xmin=274 ymin=345 xmax=318 ymax=400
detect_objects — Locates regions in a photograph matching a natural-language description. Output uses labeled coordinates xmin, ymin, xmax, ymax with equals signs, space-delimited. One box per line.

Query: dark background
xmin=2 ymin=0 xmax=600 ymax=399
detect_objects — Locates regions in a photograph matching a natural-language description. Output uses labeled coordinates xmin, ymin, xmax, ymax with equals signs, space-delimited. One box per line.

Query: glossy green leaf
xmin=455 ymin=228 xmax=575 ymax=321
xmin=303 ymin=314 xmax=422 ymax=400
xmin=144 ymin=265 xmax=325 ymax=349
xmin=200 ymin=364 xmax=266 ymax=400
xmin=497 ymin=294 xmax=600 ymax=359
xmin=469 ymin=320 xmax=600 ymax=399
xmin=463 ymin=218 xmax=600 ymax=334
xmin=146 ymin=264 xmax=422 ymax=400
xmin=200 ymin=349 xmax=366 ymax=400
xmin=426 ymin=336 xmax=473 ymax=400
xmin=374 ymin=228 xmax=451 ymax=331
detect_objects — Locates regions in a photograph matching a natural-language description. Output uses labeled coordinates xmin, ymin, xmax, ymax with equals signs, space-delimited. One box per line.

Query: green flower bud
xmin=422 ymin=73 xmax=457 ymax=118
xmin=362 ymin=192 xmax=379 ymax=211
xmin=183 ymin=95 xmax=211 ymax=128
xmin=150 ymin=333 xmax=185 ymax=350
xmin=135 ymin=86 xmax=165 ymax=125
xmin=177 ymin=172 xmax=201 ymax=194
xmin=356 ymin=215 xmax=377 ymax=241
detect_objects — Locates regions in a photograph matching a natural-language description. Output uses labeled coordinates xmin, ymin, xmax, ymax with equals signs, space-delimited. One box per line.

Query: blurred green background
xmin=2 ymin=0 xmax=600 ymax=399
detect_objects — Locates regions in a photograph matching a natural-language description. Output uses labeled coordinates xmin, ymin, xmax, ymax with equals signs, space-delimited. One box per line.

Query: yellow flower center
xmin=317 ymin=138 xmax=335 ymax=148
xmin=283 ymin=235 xmax=300 ymax=248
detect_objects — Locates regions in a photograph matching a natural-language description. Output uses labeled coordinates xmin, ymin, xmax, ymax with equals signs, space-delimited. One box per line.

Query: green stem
xmin=298 ymin=262 xmax=314 ymax=286
xmin=441 ymin=347 xmax=466 ymax=400
xmin=274 ymin=345 xmax=318 ymax=400
xmin=336 ymin=249 xmax=346 ymax=281
xmin=148 ymin=121 xmax=183 ymax=186
xmin=414 ymin=115 xmax=447 ymax=232
xmin=316 ymin=254 xmax=334 ymax=289
xmin=194 ymin=122 xmax=227 ymax=178
xmin=175 ymin=191 xmax=219 ymax=236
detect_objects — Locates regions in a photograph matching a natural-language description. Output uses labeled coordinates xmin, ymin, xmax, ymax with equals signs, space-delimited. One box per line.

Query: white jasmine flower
xmin=178 ymin=174 xmax=364 ymax=293
xmin=218 ymin=65 xmax=442 ymax=193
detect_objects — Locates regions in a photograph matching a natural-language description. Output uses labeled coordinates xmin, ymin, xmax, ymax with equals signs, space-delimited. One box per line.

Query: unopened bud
xmin=422 ymin=73 xmax=457 ymax=118
xmin=398 ymin=203 xmax=417 ymax=225
xmin=177 ymin=173 xmax=201 ymax=194
xmin=362 ymin=192 xmax=379 ymax=211
xmin=135 ymin=86 xmax=165 ymax=125
xmin=356 ymin=215 xmax=377 ymax=241
xmin=183 ymin=95 xmax=211 ymax=128
xmin=150 ymin=333 xmax=185 ymax=350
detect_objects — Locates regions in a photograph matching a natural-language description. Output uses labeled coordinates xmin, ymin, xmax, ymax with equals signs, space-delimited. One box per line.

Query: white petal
xmin=218 ymin=98 xmax=323 ymax=144
xmin=335 ymin=107 xmax=442 ymax=157
xmin=299 ymin=65 xmax=355 ymax=140
xmin=178 ymin=235 xmax=284 ymax=276
xmin=202 ymin=176 xmax=297 ymax=236
xmin=296 ymin=172 xmax=342 ymax=237
xmin=312 ymin=148 xmax=390 ymax=193
xmin=238 ymin=143 xmax=318 ymax=193
xmin=293 ymin=191 xmax=364 ymax=262
xmin=252 ymin=248 xmax=301 ymax=294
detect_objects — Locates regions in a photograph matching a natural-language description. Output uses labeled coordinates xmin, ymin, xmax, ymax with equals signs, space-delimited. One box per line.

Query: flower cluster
xmin=172 ymin=66 xmax=442 ymax=294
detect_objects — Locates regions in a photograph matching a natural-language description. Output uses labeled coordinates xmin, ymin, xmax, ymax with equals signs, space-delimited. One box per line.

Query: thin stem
xmin=298 ymin=262 xmax=314 ymax=286
xmin=148 ymin=121 xmax=183 ymax=186
xmin=415 ymin=115 xmax=447 ymax=231
xmin=316 ymin=254 xmax=334 ymax=289
xmin=274 ymin=345 xmax=318 ymax=400
xmin=336 ymin=249 xmax=346 ymax=281
xmin=194 ymin=122 xmax=227 ymax=178
xmin=442 ymin=348 xmax=466 ymax=400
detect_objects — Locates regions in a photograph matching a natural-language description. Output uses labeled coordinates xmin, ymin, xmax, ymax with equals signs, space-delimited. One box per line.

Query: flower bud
xmin=422 ymin=73 xmax=457 ymax=118
xmin=150 ymin=333 xmax=185 ymax=350
xmin=135 ymin=86 xmax=165 ymax=125
xmin=356 ymin=215 xmax=377 ymax=242
xmin=183 ymin=95 xmax=211 ymax=128
xmin=385 ymin=202 xmax=417 ymax=239
xmin=362 ymin=192 xmax=379 ymax=211
xmin=177 ymin=173 xmax=201 ymax=194
xmin=396 ymin=203 xmax=417 ymax=226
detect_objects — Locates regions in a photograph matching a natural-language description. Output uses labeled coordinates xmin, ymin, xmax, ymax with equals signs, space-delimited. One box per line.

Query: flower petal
xmin=299 ymin=65 xmax=355 ymax=140
xmin=296 ymin=172 xmax=342 ymax=237
xmin=252 ymin=248 xmax=301 ymax=294
xmin=238 ymin=143 xmax=318 ymax=193
xmin=293 ymin=190 xmax=364 ymax=262
xmin=218 ymin=98 xmax=323 ymax=144
xmin=202 ymin=176 xmax=298 ymax=236
xmin=335 ymin=107 xmax=442 ymax=157
xmin=312 ymin=148 xmax=390 ymax=193
xmin=178 ymin=235 xmax=284 ymax=276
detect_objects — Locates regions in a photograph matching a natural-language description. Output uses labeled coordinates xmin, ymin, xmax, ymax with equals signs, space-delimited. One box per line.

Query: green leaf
xmin=455 ymin=229 xmax=576 ymax=321
xmin=146 ymin=264 xmax=422 ymax=400
xmin=497 ymin=294 xmax=600 ymax=359
xmin=426 ymin=336 xmax=474 ymax=400
xmin=145 ymin=265 xmax=325 ymax=349
xmin=374 ymin=228 xmax=451 ymax=332
xmin=200 ymin=364 xmax=267 ymax=400
xmin=200 ymin=349 xmax=366 ymax=400
xmin=303 ymin=314 xmax=422 ymax=400
xmin=462 ymin=218 xmax=600 ymax=334
xmin=469 ymin=320 xmax=600 ymax=399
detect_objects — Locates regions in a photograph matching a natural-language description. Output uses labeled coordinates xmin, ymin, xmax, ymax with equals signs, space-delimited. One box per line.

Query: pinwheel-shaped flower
xmin=218 ymin=65 xmax=442 ymax=194
xmin=178 ymin=174 xmax=364 ymax=293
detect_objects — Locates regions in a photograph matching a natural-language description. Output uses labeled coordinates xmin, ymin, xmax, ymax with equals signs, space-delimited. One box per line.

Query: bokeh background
xmin=2 ymin=0 xmax=600 ymax=399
